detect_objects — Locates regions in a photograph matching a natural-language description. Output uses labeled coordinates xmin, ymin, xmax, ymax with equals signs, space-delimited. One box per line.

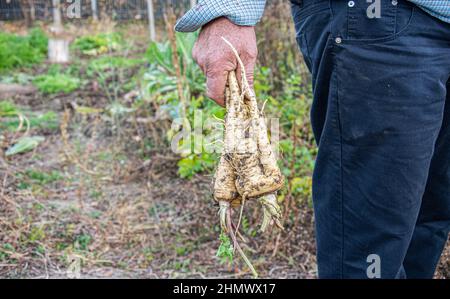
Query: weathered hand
xmin=192 ymin=17 xmax=257 ymax=106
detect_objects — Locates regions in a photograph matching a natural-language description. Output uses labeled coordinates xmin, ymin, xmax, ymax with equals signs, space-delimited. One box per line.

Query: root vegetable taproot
xmin=212 ymin=37 xmax=285 ymax=277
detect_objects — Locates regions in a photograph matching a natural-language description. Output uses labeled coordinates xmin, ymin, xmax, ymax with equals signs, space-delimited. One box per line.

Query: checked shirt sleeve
xmin=175 ymin=0 xmax=267 ymax=32
xmin=410 ymin=0 xmax=450 ymax=24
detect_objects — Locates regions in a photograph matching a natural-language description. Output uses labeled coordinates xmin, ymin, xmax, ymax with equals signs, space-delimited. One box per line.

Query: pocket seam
xmin=340 ymin=6 xmax=416 ymax=45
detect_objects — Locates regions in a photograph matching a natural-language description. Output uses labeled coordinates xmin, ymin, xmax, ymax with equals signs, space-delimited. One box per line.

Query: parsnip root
xmin=213 ymin=38 xmax=285 ymax=277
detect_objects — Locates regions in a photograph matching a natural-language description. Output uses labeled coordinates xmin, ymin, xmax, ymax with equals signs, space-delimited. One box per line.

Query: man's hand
xmin=192 ymin=17 xmax=258 ymax=106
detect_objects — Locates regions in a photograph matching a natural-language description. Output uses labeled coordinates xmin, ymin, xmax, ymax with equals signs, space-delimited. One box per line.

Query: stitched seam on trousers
xmin=327 ymin=0 xmax=344 ymax=277
xmin=332 ymin=48 xmax=345 ymax=279
xmin=341 ymin=6 xmax=416 ymax=45
xmin=393 ymin=3 xmax=398 ymax=34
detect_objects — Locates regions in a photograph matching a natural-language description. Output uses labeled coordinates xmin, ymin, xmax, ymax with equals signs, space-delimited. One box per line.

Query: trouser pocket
xmin=329 ymin=0 xmax=415 ymax=44
xmin=347 ymin=0 xmax=397 ymax=40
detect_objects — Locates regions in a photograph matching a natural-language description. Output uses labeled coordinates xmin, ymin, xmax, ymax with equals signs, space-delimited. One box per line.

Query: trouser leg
xmin=291 ymin=0 xmax=450 ymax=278
xmin=403 ymin=81 xmax=450 ymax=278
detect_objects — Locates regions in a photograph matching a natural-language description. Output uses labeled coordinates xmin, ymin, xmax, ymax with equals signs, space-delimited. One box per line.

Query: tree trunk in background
xmin=48 ymin=0 xmax=70 ymax=63
xmin=146 ymin=0 xmax=156 ymax=41
xmin=91 ymin=0 xmax=98 ymax=21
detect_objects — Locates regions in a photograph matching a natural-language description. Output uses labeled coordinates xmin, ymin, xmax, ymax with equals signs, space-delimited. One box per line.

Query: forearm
xmin=175 ymin=0 xmax=267 ymax=32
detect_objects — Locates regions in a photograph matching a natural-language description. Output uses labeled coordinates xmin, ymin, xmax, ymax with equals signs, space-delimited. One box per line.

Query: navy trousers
xmin=291 ymin=0 xmax=450 ymax=278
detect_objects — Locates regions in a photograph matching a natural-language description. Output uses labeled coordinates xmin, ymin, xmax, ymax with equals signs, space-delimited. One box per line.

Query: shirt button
xmin=335 ymin=37 xmax=342 ymax=44
xmin=348 ymin=1 xmax=355 ymax=7
xmin=392 ymin=0 xmax=398 ymax=5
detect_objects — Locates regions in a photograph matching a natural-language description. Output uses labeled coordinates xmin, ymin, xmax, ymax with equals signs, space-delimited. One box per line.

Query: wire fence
xmin=0 ymin=0 xmax=191 ymax=22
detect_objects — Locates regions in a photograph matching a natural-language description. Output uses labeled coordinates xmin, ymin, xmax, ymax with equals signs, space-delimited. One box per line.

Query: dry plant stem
xmin=226 ymin=208 xmax=258 ymax=278
xmin=164 ymin=8 xmax=187 ymax=119
xmin=234 ymin=196 xmax=246 ymax=239
xmin=60 ymin=110 xmax=112 ymax=181
xmin=220 ymin=200 xmax=257 ymax=276
xmin=11 ymin=112 xmax=30 ymax=144
xmin=231 ymin=221 xmax=248 ymax=243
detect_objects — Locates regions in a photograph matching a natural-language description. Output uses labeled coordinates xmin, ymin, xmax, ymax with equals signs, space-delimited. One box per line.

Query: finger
xmin=236 ymin=58 xmax=256 ymax=92
xmin=192 ymin=42 xmax=206 ymax=73
xmin=206 ymin=69 xmax=228 ymax=107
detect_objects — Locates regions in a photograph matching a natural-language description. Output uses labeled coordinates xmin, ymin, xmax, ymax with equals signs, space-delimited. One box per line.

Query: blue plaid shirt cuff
xmin=175 ymin=0 xmax=267 ymax=32
xmin=411 ymin=0 xmax=450 ymax=24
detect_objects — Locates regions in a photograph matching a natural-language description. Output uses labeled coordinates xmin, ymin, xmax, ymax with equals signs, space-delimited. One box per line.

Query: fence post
xmin=49 ymin=0 xmax=70 ymax=63
xmin=91 ymin=0 xmax=98 ymax=21
xmin=147 ymin=0 xmax=156 ymax=41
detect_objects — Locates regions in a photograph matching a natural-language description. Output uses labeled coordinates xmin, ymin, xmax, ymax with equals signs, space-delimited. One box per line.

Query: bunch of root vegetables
xmin=212 ymin=38 xmax=285 ymax=277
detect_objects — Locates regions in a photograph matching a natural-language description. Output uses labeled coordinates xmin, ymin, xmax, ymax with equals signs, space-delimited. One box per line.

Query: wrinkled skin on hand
xmin=192 ymin=17 xmax=257 ymax=106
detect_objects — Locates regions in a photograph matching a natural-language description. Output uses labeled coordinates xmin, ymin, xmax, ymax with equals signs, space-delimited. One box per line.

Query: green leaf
xmin=5 ymin=136 xmax=45 ymax=156
xmin=216 ymin=233 xmax=234 ymax=264
xmin=0 ymin=101 xmax=18 ymax=116
xmin=0 ymin=29 xmax=47 ymax=72
xmin=33 ymin=73 xmax=80 ymax=94
xmin=146 ymin=42 xmax=174 ymax=73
